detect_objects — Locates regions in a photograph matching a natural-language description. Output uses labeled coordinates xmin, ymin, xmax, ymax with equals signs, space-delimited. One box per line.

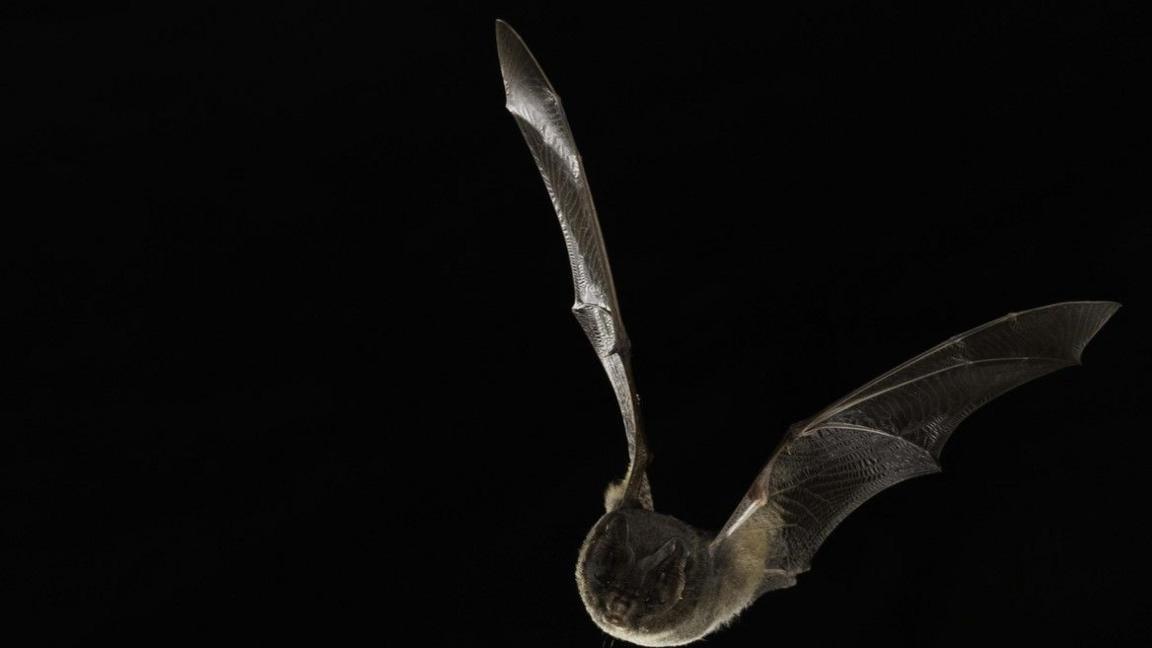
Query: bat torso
xmin=575 ymin=508 xmax=798 ymax=646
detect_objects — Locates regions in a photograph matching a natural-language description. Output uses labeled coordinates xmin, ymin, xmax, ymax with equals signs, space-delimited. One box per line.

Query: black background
xmin=7 ymin=2 xmax=1150 ymax=645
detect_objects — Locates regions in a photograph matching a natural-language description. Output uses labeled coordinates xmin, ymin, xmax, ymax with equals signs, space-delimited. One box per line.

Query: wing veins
xmin=805 ymin=356 xmax=1070 ymax=432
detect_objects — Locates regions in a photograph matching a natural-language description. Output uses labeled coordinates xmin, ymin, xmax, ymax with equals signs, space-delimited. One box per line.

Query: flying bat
xmin=495 ymin=19 xmax=1118 ymax=646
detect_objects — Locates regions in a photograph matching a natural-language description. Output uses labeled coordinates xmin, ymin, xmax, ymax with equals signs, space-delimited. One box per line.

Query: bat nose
xmin=604 ymin=592 xmax=635 ymax=625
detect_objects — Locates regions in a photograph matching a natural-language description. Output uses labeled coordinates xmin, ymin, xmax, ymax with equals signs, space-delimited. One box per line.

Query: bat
xmin=494 ymin=20 xmax=1119 ymax=646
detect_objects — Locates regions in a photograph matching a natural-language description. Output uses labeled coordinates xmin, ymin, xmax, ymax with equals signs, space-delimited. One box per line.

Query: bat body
xmin=495 ymin=20 xmax=1118 ymax=646
xmin=575 ymin=508 xmax=788 ymax=646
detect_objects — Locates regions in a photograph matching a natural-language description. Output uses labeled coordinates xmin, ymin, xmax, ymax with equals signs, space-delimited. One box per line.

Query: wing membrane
xmin=496 ymin=21 xmax=650 ymax=508
xmin=714 ymin=301 xmax=1119 ymax=583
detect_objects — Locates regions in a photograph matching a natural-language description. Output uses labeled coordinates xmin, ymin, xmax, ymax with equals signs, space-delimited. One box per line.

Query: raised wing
xmin=713 ymin=301 xmax=1119 ymax=584
xmin=496 ymin=21 xmax=650 ymax=509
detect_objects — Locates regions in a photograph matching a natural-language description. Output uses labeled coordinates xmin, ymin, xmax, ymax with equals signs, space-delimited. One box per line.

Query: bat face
xmin=575 ymin=510 xmax=709 ymax=641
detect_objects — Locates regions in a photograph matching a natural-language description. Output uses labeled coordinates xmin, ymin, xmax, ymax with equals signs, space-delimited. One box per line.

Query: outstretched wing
xmin=496 ymin=21 xmax=650 ymax=509
xmin=712 ymin=301 xmax=1119 ymax=587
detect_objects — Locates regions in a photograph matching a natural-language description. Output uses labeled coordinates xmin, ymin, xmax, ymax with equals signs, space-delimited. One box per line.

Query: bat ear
xmin=603 ymin=513 xmax=630 ymax=545
xmin=595 ymin=514 xmax=635 ymax=567
xmin=640 ymin=535 xmax=681 ymax=585
xmin=639 ymin=538 xmax=687 ymax=576
xmin=650 ymin=538 xmax=684 ymax=564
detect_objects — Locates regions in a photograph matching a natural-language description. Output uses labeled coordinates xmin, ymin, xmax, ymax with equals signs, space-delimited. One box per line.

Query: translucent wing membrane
xmin=714 ymin=301 xmax=1119 ymax=583
xmin=496 ymin=21 xmax=650 ymax=508
xmin=807 ymin=301 xmax=1119 ymax=454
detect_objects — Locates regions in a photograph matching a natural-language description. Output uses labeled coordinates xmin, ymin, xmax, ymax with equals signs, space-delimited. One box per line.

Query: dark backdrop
xmin=7 ymin=2 xmax=1150 ymax=645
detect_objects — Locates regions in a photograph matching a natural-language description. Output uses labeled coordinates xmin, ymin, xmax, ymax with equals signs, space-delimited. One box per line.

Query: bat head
xmin=575 ymin=509 xmax=708 ymax=642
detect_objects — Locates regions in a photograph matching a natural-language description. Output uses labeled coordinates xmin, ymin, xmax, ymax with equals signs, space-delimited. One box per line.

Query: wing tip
xmin=494 ymin=19 xmax=520 ymax=105
xmin=1099 ymin=300 xmax=1123 ymax=317
xmin=1075 ymin=300 xmax=1121 ymax=364
xmin=1004 ymin=301 xmax=1120 ymax=365
xmin=494 ymin=18 xmax=521 ymax=52
xmin=1019 ymin=300 xmax=1121 ymax=316
xmin=493 ymin=18 xmax=562 ymax=110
